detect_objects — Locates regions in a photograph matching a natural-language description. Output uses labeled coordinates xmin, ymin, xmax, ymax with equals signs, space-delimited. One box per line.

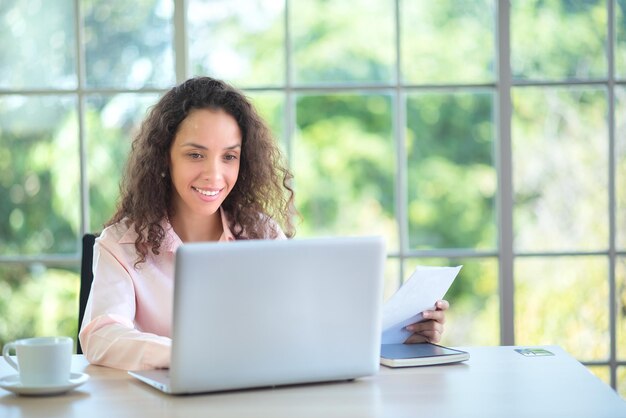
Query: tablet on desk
xmin=380 ymin=343 xmax=470 ymax=368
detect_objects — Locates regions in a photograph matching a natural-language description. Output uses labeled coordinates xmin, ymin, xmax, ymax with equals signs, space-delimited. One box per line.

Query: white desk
xmin=1 ymin=346 xmax=625 ymax=418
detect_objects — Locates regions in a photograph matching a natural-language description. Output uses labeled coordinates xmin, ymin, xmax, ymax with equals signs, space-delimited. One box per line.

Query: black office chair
xmin=77 ymin=233 xmax=97 ymax=355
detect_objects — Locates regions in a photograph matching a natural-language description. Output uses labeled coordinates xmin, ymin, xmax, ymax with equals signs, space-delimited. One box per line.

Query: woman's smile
xmin=191 ymin=186 xmax=223 ymax=203
xmin=192 ymin=186 xmax=221 ymax=197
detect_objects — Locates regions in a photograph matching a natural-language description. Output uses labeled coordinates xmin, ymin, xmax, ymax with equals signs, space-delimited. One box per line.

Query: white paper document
xmin=381 ymin=265 xmax=462 ymax=344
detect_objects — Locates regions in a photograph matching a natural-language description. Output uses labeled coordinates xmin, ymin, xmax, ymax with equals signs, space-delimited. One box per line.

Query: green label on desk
xmin=515 ymin=348 xmax=554 ymax=357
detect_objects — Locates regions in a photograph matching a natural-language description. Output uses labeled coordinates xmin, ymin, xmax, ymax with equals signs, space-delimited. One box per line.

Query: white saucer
xmin=0 ymin=372 xmax=89 ymax=396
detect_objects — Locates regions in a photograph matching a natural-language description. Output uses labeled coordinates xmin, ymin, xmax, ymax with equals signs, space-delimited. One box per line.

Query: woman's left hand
xmin=403 ymin=299 xmax=449 ymax=344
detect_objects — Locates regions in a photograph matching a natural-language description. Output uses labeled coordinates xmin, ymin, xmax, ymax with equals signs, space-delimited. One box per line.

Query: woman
xmin=79 ymin=76 xmax=448 ymax=370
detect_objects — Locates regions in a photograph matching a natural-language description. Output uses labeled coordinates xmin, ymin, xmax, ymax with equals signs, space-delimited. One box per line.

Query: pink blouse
xmin=79 ymin=208 xmax=285 ymax=371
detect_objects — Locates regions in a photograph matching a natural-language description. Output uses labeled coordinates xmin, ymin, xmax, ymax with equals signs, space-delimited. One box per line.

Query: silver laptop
xmin=129 ymin=235 xmax=386 ymax=395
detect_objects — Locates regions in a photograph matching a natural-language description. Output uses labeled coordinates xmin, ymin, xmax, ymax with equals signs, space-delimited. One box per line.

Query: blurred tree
xmin=82 ymin=0 xmax=174 ymax=88
xmin=406 ymin=92 xmax=495 ymax=250
xmin=0 ymin=97 xmax=79 ymax=256
xmin=512 ymin=0 xmax=607 ymax=80
xmin=294 ymin=94 xmax=396 ymax=245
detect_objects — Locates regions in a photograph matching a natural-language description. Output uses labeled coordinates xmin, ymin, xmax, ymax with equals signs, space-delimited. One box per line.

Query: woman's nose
xmin=201 ymin=158 xmax=221 ymax=180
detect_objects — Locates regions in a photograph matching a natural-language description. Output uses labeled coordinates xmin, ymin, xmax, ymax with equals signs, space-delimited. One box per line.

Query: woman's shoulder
xmin=224 ymin=210 xmax=286 ymax=240
xmin=263 ymin=215 xmax=286 ymax=240
xmin=96 ymin=218 xmax=179 ymax=254
xmin=97 ymin=219 xmax=136 ymax=244
xmin=95 ymin=220 xmax=148 ymax=261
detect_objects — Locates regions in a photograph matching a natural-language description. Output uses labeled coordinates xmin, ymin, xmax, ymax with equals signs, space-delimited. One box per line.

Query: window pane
xmin=291 ymin=0 xmax=394 ymax=85
xmin=0 ymin=95 xmax=79 ymax=255
xmin=618 ymin=256 xmax=626 ymax=360
xmin=188 ymin=0 xmax=285 ymax=87
xmin=511 ymin=0 xmax=607 ymax=80
xmin=515 ymin=256 xmax=609 ymax=361
xmin=294 ymin=93 xmax=397 ymax=250
xmin=83 ymin=0 xmax=174 ymax=89
xmin=401 ymin=0 xmax=495 ymax=84
xmin=0 ymin=264 xmax=79 ymax=349
xmin=404 ymin=257 xmax=499 ymax=346
xmin=512 ymin=87 xmax=608 ymax=252
xmin=406 ymin=92 xmax=496 ymax=250
xmin=384 ymin=257 xmax=401 ymax=302
xmin=85 ymin=94 xmax=159 ymax=232
xmin=617 ymin=87 xmax=626 ymax=250
xmin=617 ymin=0 xmax=626 ymax=79
xmin=0 ymin=0 xmax=76 ymax=89
xmin=247 ymin=92 xmax=286 ymax=152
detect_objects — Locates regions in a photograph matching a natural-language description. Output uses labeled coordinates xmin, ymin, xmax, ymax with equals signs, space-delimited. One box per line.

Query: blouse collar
xmin=118 ymin=207 xmax=236 ymax=252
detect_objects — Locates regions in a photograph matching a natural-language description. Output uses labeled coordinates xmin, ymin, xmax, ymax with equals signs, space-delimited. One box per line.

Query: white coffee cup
xmin=2 ymin=336 xmax=73 ymax=386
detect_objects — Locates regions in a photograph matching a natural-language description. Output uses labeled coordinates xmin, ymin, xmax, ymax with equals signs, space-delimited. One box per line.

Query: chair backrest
xmin=77 ymin=233 xmax=97 ymax=355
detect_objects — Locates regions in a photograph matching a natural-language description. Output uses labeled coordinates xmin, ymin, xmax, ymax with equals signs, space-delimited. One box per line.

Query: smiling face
xmin=169 ymin=108 xmax=242 ymax=238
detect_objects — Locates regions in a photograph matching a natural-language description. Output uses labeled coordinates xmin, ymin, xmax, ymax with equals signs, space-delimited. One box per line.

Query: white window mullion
xmin=496 ymin=0 xmax=514 ymax=346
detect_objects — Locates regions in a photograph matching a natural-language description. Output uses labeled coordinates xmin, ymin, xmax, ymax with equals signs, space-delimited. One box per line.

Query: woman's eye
xmin=188 ymin=152 xmax=203 ymax=159
xmin=224 ymin=154 xmax=238 ymax=161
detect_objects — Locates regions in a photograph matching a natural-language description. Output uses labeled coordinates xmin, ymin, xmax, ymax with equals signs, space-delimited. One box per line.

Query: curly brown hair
xmin=107 ymin=77 xmax=297 ymax=266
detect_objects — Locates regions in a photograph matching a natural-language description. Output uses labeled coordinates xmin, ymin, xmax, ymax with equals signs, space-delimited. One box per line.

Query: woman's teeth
xmin=193 ymin=187 xmax=219 ymax=196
